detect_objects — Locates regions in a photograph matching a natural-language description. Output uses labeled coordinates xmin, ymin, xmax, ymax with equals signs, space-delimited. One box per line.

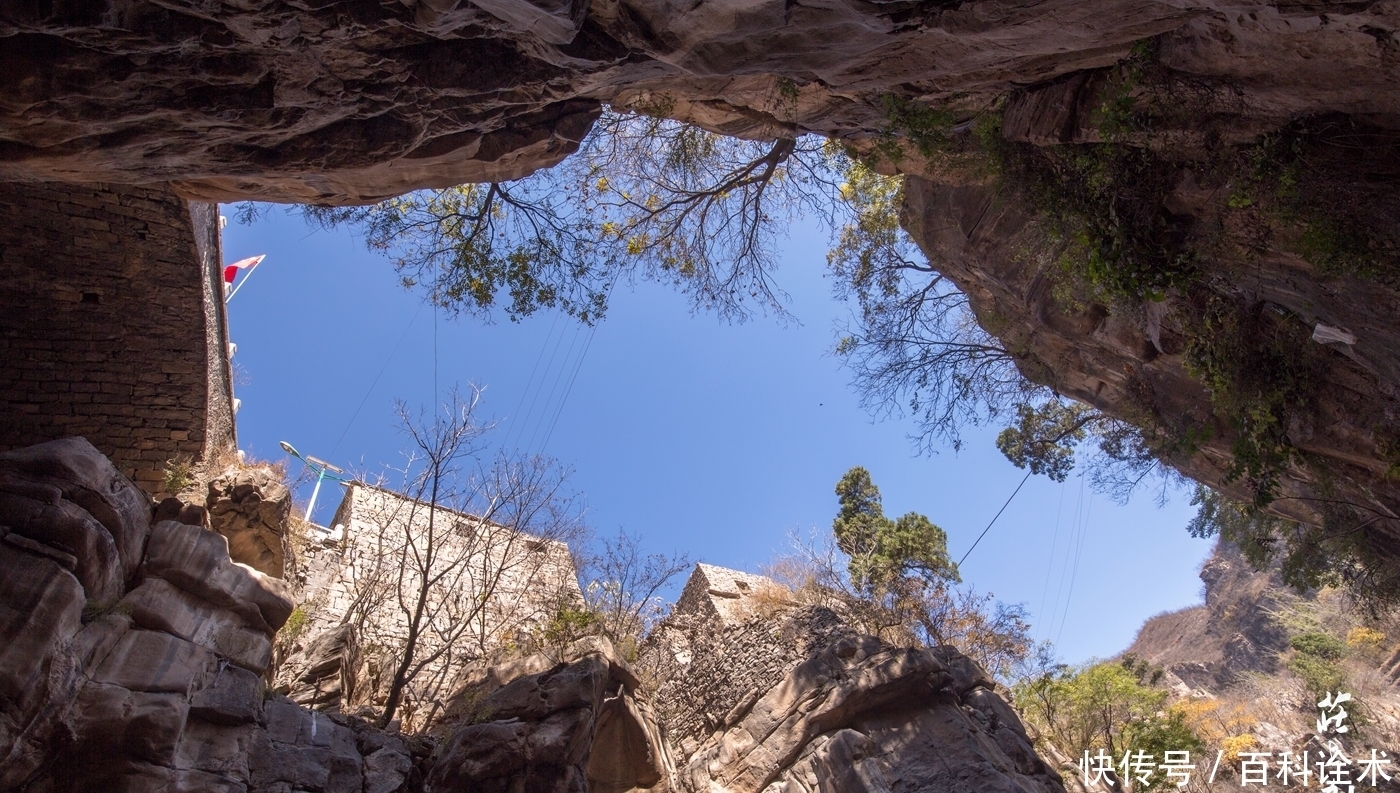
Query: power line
xmin=1037 ymin=479 xmax=1068 ymax=642
xmin=1046 ymin=472 xmax=1085 ymax=643
xmin=514 ymin=277 xmax=619 ymax=459
xmin=537 ymin=314 xmax=605 ymax=455
xmin=509 ymin=320 xmax=578 ymax=454
xmin=329 ymin=303 xmax=424 ymax=458
xmin=521 ymin=321 xmax=587 ymax=455
xmin=1056 ymin=485 xmax=1093 ymax=646
xmin=502 ymin=310 xmax=563 ymax=452
xmin=957 ymin=469 xmax=1032 ymax=568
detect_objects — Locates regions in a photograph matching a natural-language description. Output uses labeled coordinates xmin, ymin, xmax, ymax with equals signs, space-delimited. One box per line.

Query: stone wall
xmin=283 ymin=483 xmax=581 ymax=728
xmin=0 ymin=182 xmax=236 ymax=495
xmin=672 ymin=562 xmax=777 ymax=625
xmin=646 ymin=603 xmax=853 ymax=756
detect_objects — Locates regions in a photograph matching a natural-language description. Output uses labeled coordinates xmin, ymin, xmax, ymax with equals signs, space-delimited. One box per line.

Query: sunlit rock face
xmin=2 ymin=0 xmax=1396 ymax=204
xmin=644 ymin=565 xmax=1068 ymax=793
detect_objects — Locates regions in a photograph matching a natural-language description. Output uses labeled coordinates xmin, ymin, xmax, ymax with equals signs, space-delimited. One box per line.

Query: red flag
xmin=223 ymin=255 xmax=265 ymax=284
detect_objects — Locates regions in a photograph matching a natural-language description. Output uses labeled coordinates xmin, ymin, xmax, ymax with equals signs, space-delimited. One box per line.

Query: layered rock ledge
xmin=1 ymin=0 xmax=1395 ymax=203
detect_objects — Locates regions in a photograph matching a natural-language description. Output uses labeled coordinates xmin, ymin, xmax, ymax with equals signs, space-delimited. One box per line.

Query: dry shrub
xmin=1175 ymin=697 xmax=1259 ymax=761
xmin=745 ymin=581 xmax=799 ymax=619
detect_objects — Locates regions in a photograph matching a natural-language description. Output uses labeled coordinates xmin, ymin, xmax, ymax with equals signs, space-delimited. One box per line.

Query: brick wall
xmin=0 ymin=182 xmax=236 ymax=494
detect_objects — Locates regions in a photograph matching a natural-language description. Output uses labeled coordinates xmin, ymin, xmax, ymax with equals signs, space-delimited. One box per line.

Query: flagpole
xmin=225 ymin=257 xmax=264 ymax=303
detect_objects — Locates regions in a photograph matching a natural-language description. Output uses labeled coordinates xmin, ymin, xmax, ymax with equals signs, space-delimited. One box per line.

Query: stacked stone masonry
xmin=0 ymin=182 xmax=235 ymax=495
xmin=284 ymin=483 xmax=581 ymax=728
xmin=672 ymin=562 xmax=779 ymax=626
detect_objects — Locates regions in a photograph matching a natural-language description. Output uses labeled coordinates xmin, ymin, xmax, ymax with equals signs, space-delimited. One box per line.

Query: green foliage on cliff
xmin=1181 ymin=297 xmax=1318 ymax=507
xmin=1230 ymin=118 xmax=1399 ymax=281
xmin=1188 ymin=485 xmax=1400 ymax=607
xmin=1286 ymin=629 xmax=1350 ymax=702
xmin=1013 ymin=654 xmax=1205 ymax=787
xmin=873 ymin=95 xmax=957 ymax=163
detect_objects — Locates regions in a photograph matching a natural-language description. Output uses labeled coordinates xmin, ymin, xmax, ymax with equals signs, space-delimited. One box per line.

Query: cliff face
xmin=1123 ymin=541 xmax=1400 ymax=761
xmin=1125 ymin=542 xmax=1294 ymax=692
xmin=900 ymin=115 xmax=1400 ymax=578
xmin=0 ymin=437 xmax=420 ymax=793
xmin=5 ymin=0 xmax=1399 ymax=556
xmin=1 ymin=0 xmax=1395 ymax=203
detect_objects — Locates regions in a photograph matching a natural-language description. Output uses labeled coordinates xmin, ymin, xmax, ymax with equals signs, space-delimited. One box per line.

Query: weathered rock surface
xmin=1 ymin=442 xmax=1076 ymax=792
xmin=429 ymin=635 xmax=667 ymax=793
xmin=657 ymin=606 xmax=1063 ymax=793
xmin=1126 ymin=541 xmax=1297 ymax=692
xmin=901 ymin=161 xmax=1400 ymax=568
xmin=0 ymin=438 xmax=416 ymax=793
xmin=278 ymin=623 xmax=363 ymax=711
xmin=208 ymin=466 xmax=295 ymax=579
xmin=647 ymin=565 xmax=1064 ymax=793
xmin=1 ymin=0 xmax=1396 ymax=203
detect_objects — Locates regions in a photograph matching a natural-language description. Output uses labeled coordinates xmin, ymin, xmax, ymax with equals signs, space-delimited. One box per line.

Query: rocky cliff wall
xmin=0 ymin=437 xmax=671 ymax=793
xmin=1 ymin=0 xmax=1395 ymax=204
xmin=0 ymin=437 xmax=423 ymax=793
xmin=900 ymin=116 xmax=1400 ymax=586
xmin=0 ymin=438 xmax=1074 ymax=792
xmin=1125 ymin=541 xmax=1293 ymax=692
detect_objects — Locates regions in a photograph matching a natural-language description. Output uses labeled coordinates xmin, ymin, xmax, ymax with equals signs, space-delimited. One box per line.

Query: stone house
xmin=284 ymin=482 xmax=581 ymax=727
xmin=672 ymin=562 xmax=777 ymax=627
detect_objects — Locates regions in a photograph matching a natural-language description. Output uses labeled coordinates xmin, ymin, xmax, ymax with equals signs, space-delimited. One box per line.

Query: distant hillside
xmin=1124 ymin=540 xmax=1400 ymax=772
xmin=1126 ymin=541 xmax=1293 ymax=694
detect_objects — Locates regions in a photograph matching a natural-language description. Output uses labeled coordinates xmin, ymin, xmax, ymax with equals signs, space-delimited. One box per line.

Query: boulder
xmin=0 ymin=491 xmax=124 ymax=602
xmin=190 ymin=665 xmax=266 ymax=726
xmin=0 ymin=441 xmax=420 ymax=793
xmin=430 ymin=639 xmax=665 ymax=793
xmin=207 ymin=467 xmax=294 ymax=579
xmin=364 ymin=746 xmax=414 ymax=793
xmin=0 ymin=544 xmax=85 ymax=788
xmin=248 ymin=697 xmax=366 ymax=793
xmin=0 ymin=437 xmax=152 ymax=580
xmin=143 ymin=520 xmax=295 ymax=633
xmin=278 ymin=623 xmax=361 ymax=710
xmin=121 ymin=577 xmax=274 ymax=672
xmin=67 ymin=682 xmax=191 ymax=769
xmin=92 ymin=628 xmax=219 ymax=694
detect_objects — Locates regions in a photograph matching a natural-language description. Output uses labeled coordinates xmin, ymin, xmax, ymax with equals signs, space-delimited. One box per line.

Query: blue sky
xmin=221 ymin=207 xmax=1214 ymax=665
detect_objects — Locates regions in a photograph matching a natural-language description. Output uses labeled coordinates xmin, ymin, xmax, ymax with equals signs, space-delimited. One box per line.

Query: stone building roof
xmin=672 ymin=562 xmax=775 ymax=625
